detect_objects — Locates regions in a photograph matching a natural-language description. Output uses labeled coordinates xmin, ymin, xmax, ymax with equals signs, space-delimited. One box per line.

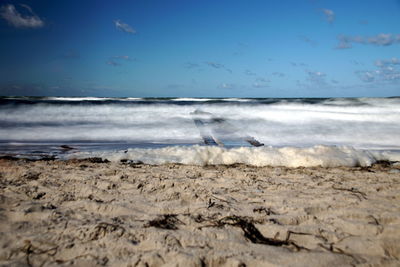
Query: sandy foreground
xmin=0 ymin=158 xmax=399 ymax=267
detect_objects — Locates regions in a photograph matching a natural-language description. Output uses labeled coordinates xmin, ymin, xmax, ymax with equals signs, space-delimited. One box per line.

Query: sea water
xmin=0 ymin=97 xmax=399 ymax=167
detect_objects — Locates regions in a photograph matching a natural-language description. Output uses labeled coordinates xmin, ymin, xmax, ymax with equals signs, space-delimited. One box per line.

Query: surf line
xmin=191 ymin=109 xmax=264 ymax=147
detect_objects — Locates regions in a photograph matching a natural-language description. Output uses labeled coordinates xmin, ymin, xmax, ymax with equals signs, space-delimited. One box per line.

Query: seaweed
xmin=373 ymin=160 xmax=394 ymax=168
xmin=0 ymin=155 xmax=20 ymax=161
xmin=145 ymin=214 xmax=184 ymax=230
xmin=86 ymin=157 xmax=110 ymax=163
xmin=208 ymin=216 xmax=308 ymax=251
xmin=22 ymin=172 xmax=41 ymax=180
xmin=120 ymin=159 xmax=143 ymax=165
xmin=318 ymin=243 xmax=364 ymax=264
xmin=332 ymin=185 xmax=367 ymax=200
xmin=19 ymin=240 xmax=58 ymax=267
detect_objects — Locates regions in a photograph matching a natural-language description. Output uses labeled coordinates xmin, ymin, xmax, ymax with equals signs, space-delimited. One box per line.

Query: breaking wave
xmin=1 ymin=97 xmax=399 ymax=166
xmin=69 ymin=145 xmax=400 ymax=167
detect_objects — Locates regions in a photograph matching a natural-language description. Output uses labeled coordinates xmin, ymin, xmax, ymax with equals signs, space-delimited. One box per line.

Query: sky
xmin=0 ymin=0 xmax=399 ymax=98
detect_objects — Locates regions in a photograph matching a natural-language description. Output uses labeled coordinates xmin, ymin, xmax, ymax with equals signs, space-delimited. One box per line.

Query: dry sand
xmin=0 ymin=158 xmax=400 ymax=266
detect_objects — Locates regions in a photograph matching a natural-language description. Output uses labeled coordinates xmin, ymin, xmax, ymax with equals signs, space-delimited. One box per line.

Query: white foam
xmin=1 ymin=98 xmax=399 ymax=151
xmin=46 ymin=97 xmax=116 ymax=101
xmin=171 ymin=98 xmax=215 ymax=101
xmin=220 ymin=98 xmax=252 ymax=102
xmin=68 ymin=145 xmax=400 ymax=167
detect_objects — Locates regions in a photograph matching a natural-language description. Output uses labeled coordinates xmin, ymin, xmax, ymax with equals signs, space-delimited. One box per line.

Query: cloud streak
xmin=0 ymin=4 xmax=44 ymax=28
xmin=205 ymin=62 xmax=232 ymax=74
xmin=290 ymin=62 xmax=307 ymax=67
xmin=218 ymin=83 xmax=235 ymax=89
xmin=114 ymin=20 xmax=136 ymax=34
xmin=336 ymin=34 xmax=400 ymax=49
xmin=184 ymin=62 xmax=200 ymax=69
xmin=252 ymin=82 xmax=269 ymax=88
xmin=106 ymin=60 xmax=121 ymax=66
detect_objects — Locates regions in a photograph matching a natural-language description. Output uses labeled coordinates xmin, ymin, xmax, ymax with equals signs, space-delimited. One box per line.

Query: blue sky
xmin=0 ymin=0 xmax=399 ymax=97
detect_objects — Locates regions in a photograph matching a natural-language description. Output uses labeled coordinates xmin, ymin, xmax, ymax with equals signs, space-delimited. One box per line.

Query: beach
xmin=1 ymin=158 xmax=399 ymax=266
xmin=2 ymin=0 xmax=400 ymax=265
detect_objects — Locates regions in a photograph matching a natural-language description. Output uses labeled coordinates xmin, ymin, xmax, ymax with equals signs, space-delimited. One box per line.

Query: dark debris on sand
xmin=144 ymin=214 xmax=185 ymax=230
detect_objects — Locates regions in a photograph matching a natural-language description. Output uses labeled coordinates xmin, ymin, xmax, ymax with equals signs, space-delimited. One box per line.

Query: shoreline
xmin=1 ymin=154 xmax=400 ymax=167
xmin=1 ymin=158 xmax=399 ymax=266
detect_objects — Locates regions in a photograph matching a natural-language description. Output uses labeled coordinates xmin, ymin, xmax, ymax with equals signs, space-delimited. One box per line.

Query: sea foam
xmin=68 ymin=145 xmax=400 ymax=167
xmin=1 ymin=98 xmax=399 ymax=150
xmin=1 ymin=97 xmax=399 ymax=167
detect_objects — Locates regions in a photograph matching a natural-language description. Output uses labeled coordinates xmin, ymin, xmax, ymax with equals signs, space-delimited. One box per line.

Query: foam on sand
xmin=69 ymin=145 xmax=400 ymax=167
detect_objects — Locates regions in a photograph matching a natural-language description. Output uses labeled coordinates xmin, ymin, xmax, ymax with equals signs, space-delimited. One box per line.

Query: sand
xmin=0 ymin=158 xmax=399 ymax=266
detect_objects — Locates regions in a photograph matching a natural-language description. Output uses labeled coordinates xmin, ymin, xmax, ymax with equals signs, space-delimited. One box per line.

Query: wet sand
xmin=0 ymin=158 xmax=399 ymax=266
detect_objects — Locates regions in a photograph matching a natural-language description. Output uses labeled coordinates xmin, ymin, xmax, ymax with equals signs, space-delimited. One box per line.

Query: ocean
xmin=1 ymin=96 xmax=399 ymax=167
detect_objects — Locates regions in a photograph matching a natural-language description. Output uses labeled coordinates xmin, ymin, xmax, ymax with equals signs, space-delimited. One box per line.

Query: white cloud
xmin=205 ymin=62 xmax=224 ymax=69
xmin=218 ymin=83 xmax=235 ymax=89
xmin=336 ymin=36 xmax=353 ymax=49
xmin=291 ymin=62 xmax=307 ymax=67
xmin=306 ymin=71 xmax=327 ymax=85
xmin=114 ymin=20 xmax=136 ymax=34
xmin=252 ymin=82 xmax=269 ymax=88
xmin=0 ymin=4 xmax=44 ymax=28
xmin=252 ymin=77 xmax=270 ymax=88
xmin=374 ymin=57 xmax=400 ymax=67
xmin=205 ymin=62 xmax=232 ymax=74
xmin=336 ymin=34 xmax=400 ymax=49
xmin=295 ymin=70 xmax=330 ymax=89
xmin=321 ymin=8 xmax=335 ymax=23
xmin=367 ymin=33 xmax=398 ymax=46
xmin=355 ymin=71 xmax=375 ymax=83
xmin=356 ymin=57 xmax=400 ymax=83
xmin=106 ymin=60 xmax=121 ymax=66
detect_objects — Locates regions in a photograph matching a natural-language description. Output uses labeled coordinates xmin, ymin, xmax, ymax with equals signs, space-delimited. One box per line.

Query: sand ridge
xmin=0 ymin=158 xmax=399 ymax=266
